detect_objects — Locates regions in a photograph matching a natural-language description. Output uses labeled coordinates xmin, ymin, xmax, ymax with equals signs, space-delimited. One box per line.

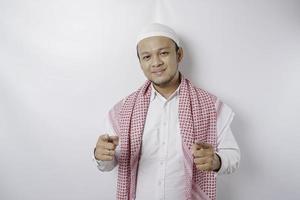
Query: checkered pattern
xmin=112 ymin=75 xmax=217 ymax=200
xmin=179 ymin=79 xmax=217 ymax=200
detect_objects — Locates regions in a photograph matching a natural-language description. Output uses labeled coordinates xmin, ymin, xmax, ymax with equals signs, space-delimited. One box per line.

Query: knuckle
xmin=94 ymin=148 xmax=101 ymax=154
xmin=200 ymin=157 xmax=205 ymax=162
xmin=108 ymin=149 xmax=113 ymax=155
xmin=97 ymin=146 xmax=105 ymax=152
xmin=105 ymin=143 xmax=113 ymax=149
xmin=110 ymin=150 xmax=115 ymax=155
xmin=96 ymin=141 xmax=104 ymax=148
xmin=95 ymin=153 xmax=102 ymax=160
xmin=95 ymin=152 xmax=102 ymax=158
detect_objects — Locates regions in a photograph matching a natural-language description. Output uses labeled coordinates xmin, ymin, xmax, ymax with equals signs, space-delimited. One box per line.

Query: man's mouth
xmin=152 ymin=68 xmax=166 ymax=75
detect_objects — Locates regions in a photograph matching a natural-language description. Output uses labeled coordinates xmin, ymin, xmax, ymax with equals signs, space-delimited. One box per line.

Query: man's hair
xmin=136 ymin=39 xmax=180 ymax=61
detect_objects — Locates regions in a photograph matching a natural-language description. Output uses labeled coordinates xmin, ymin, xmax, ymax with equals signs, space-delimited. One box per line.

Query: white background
xmin=1 ymin=0 xmax=299 ymax=199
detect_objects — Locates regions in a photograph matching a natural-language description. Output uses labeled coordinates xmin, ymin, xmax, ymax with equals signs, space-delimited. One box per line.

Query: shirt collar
xmin=150 ymin=82 xmax=181 ymax=102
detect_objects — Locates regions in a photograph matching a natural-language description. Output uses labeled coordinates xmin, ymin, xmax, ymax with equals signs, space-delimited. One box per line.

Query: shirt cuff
xmin=215 ymin=149 xmax=240 ymax=175
xmin=92 ymin=148 xmax=117 ymax=172
xmin=215 ymin=151 xmax=225 ymax=175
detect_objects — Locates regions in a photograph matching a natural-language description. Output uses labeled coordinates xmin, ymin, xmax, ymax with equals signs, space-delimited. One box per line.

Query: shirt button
xmin=162 ymin=142 xmax=165 ymax=145
xmin=158 ymin=180 xmax=161 ymax=185
xmin=160 ymin=161 xmax=163 ymax=165
xmin=163 ymin=122 xmax=167 ymax=126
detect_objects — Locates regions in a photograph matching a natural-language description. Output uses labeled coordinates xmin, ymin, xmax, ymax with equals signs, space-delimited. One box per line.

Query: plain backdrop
xmin=0 ymin=0 xmax=299 ymax=199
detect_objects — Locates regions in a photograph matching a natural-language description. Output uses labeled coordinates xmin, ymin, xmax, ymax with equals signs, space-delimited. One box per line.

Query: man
xmin=94 ymin=23 xmax=240 ymax=200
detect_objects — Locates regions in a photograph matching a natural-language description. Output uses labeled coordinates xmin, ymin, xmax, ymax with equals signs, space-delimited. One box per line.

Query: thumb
xmin=110 ymin=136 xmax=119 ymax=146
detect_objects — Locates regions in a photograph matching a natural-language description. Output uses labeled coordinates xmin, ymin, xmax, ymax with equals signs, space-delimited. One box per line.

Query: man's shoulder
xmin=190 ymin=84 xmax=229 ymax=112
xmin=195 ymin=86 xmax=233 ymax=116
xmin=192 ymin=84 xmax=218 ymax=103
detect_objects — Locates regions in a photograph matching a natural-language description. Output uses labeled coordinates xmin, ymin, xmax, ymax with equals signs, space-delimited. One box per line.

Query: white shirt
xmin=95 ymin=84 xmax=240 ymax=200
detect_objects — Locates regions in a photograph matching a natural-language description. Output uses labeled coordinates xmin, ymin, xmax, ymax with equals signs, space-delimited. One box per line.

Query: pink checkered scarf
xmin=109 ymin=75 xmax=217 ymax=200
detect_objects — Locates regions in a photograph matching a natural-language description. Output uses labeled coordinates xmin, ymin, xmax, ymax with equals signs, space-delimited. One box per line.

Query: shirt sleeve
xmin=215 ymin=100 xmax=241 ymax=175
xmin=93 ymin=114 xmax=120 ymax=172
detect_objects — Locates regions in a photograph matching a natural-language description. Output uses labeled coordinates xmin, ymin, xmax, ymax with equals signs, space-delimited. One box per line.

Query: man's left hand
xmin=192 ymin=142 xmax=221 ymax=172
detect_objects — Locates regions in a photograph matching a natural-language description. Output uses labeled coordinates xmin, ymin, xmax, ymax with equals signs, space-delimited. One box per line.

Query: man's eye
xmin=143 ymin=55 xmax=150 ymax=60
xmin=161 ymin=52 xmax=169 ymax=56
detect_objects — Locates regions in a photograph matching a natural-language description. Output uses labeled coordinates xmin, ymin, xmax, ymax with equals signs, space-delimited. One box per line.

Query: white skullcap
xmin=136 ymin=23 xmax=181 ymax=47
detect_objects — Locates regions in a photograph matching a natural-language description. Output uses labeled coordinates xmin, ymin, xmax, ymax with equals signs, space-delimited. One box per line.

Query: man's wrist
xmin=213 ymin=153 xmax=222 ymax=172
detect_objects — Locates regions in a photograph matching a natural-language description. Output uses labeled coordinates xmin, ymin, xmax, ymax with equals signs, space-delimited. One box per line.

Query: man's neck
xmin=153 ymin=72 xmax=181 ymax=99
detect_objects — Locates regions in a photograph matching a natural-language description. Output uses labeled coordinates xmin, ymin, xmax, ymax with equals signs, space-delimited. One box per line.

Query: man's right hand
xmin=94 ymin=134 xmax=119 ymax=161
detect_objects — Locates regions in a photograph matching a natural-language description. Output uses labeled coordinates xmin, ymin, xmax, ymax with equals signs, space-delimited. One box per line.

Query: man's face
xmin=137 ymin=36 xmax=183 ymax=87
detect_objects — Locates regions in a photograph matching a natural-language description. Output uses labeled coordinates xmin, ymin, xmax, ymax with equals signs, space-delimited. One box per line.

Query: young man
xmin=94 ymin=23 xmax=240 ymax=200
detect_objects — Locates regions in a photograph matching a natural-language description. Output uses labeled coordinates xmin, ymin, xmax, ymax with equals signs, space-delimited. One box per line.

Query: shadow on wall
xmin=171 ymin=31 xmax=259 ymax=200
xmin=178 ymin=35 xmax=196 ymax=79
xmin=217 ymin=107 xmax=259 ymax=200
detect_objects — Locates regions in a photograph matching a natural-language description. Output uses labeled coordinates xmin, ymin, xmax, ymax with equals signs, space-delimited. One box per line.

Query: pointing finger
xmin=109 ymin=136 xmax=119 ymax=146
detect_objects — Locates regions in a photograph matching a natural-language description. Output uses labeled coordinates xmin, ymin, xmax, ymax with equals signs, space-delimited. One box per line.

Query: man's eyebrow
xmin=140 ymin=46 xmax=171 ymax=55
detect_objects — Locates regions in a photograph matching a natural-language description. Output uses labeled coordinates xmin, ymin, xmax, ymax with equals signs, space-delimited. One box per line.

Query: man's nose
xmin=152 ymin=54 xmax=163 ymax=67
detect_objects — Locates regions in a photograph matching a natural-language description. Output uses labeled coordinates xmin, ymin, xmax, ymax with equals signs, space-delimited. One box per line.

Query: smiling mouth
xmin=152 ymin=69 xmax=166 ymax=75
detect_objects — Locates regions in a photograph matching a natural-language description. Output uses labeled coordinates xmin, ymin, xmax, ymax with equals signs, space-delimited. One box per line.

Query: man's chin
xmin=151 ymin=78 xmax=170 ymax=87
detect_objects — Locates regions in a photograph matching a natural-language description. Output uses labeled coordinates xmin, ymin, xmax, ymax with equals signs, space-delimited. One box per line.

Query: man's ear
xmin=177 ymin=47 xmax=184 ymax=63
xmin=136 ymin=46 xmax=141 ymax=63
